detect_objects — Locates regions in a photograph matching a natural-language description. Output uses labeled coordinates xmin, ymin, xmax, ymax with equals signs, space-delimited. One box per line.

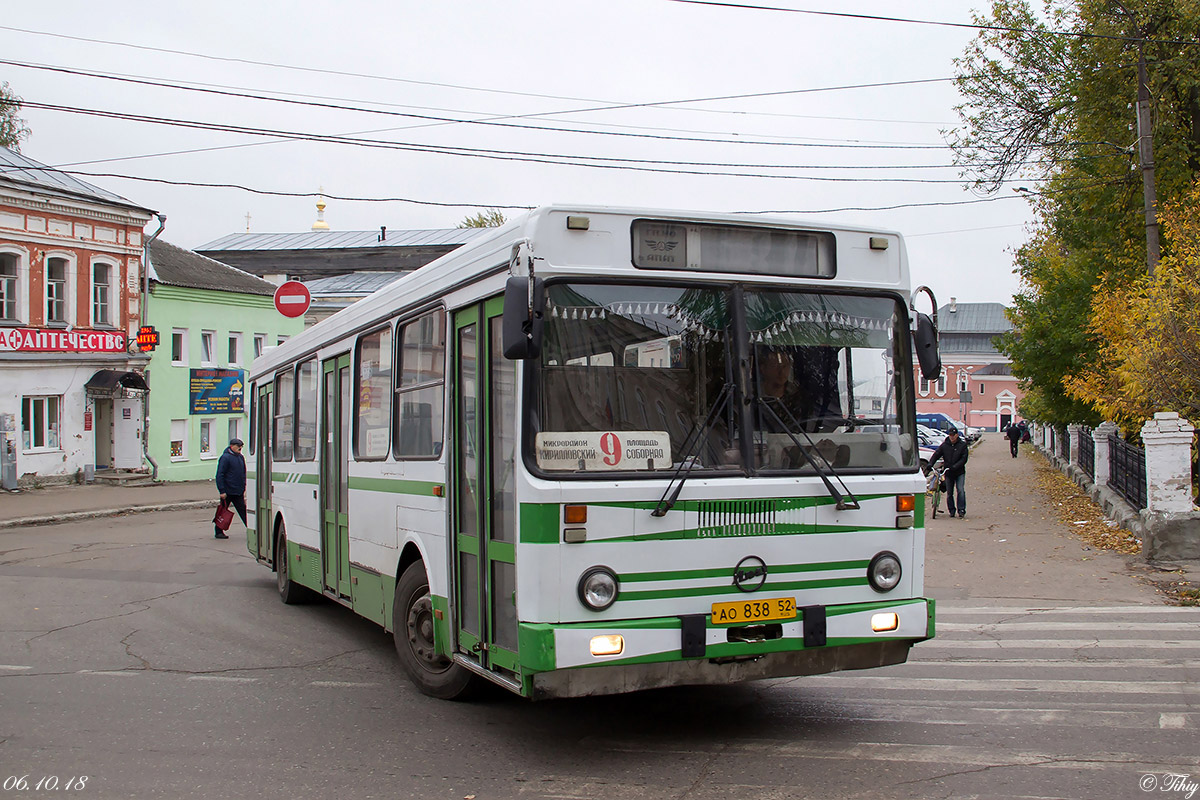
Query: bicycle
xmin=925 ymin=463 xmax=947 ymax=519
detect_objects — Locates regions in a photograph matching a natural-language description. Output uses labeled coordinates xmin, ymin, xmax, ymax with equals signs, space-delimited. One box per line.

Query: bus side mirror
xmin=502 ymin=276 xmax=545 ymax=360
xmin=914 ymin=312 xmax=941 ymax=380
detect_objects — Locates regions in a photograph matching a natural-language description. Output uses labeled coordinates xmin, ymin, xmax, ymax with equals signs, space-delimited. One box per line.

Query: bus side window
xmin=394 ymin=308 xmax=447 ymax=459
xmin=356 ymin=325 xmax=394 ymax=460
xmin=273 ymin=370 xmax=294 ymax=461
xmin=295 ymin=359 xmax=318 ymax=460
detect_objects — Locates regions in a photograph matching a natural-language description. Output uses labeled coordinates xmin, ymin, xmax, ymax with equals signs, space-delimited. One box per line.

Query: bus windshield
xmin=531 ymin=282 xmax=914 ymax=475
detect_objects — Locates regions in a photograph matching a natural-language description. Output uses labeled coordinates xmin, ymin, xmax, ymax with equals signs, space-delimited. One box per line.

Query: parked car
xmin=917 ymin=413 xmax=981 ymax=443
xmin=917 ymin=423 xmax=947 ymax=446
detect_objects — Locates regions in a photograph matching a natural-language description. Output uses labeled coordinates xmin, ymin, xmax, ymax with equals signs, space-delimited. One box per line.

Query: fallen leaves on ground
xmin=1030 ymin=451 xmax=1142 ymax=555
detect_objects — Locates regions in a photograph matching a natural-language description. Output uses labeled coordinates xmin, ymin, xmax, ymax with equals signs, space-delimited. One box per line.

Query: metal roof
xmin=937 ymin=302 xmax=1012 ymax=333
xmin=149 ymin=239 xmax=279 ymax=296
xmin=0 ymin=146 xmax=152 ymax=212
xmin=197 ymin=227 xmax=489 ymax=252
xmin=305 ymin=271 xmax=405 ymax=295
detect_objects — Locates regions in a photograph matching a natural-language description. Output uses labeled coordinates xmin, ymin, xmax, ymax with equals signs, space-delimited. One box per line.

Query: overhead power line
xmin=0 ymin=58 xmax=953 ymax=151
xmin=664 ymin=0 xmax=1200 ymax=46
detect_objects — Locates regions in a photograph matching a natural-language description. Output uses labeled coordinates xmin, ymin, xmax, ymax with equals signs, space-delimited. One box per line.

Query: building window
xmin=273 ymin=370 xmax=295 ymax=461
xmin=936 ymin=370 xmax=947 ymax=395
xmin=46 ymin=257 xmax=67 ymax=324
xmin=394 ymin=309 xmax=446 ymax=458
xmin=978 ymin=382 xmax=985 ymax=396
xmin=919 ymin=375 xmax=930 ymax=395
xmin=253 ymin=334 xmax=265 ymax=359
xmin=228 ymin=417 xmax=240 ymax=447
xmin=171 ymin=329 xmax=187 ymax=365
xmin=277 ymin=335 xmax=288 ymax=346
xmin=228 ymin=332 xmax=242 ymax=366
xmin=201 ymin=331 xmax=215 ymax=365
xmin=295 ymin=359 xmax=317 ymax=461
xmin=958 ymin=372 xmax=969 ymax=393
xmin=0 ymin=252 xmax=19 ymax=322
xmin=92 ymin=262 xmax=113 ymax=327
xmin=21 ymin=396 xmax=61 ymax=451
xmin=170 ymin=419 xmax=187 ymax=460
xmin=356 ymin=325 xmax=393 ymax=460
xmin=199 ymin=419 xmax=215 ymax=458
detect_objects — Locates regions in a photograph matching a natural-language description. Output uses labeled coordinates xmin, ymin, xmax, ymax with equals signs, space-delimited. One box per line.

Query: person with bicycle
xmin=928 ymin=426 xmax=969 ymax=518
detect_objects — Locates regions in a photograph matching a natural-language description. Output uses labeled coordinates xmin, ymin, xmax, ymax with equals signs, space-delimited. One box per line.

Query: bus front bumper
xmin=520 ymin=598 xmax=934 ymax=700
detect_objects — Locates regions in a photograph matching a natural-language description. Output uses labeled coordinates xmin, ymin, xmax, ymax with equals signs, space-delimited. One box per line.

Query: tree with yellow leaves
xmin=1066 ymin=181 xmax=1200 ymax=429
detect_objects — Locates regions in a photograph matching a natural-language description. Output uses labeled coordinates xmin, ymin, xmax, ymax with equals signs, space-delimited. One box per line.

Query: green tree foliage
xmin=1066 ymin=181 xmax=1200 ymax=427
xmin=951 ymin=0 xmax=1200 ymax=426
xmin=458 ymin=208 xmax=507 ymax=228
xmin=0 ymin=81 xmax=31 ymax=152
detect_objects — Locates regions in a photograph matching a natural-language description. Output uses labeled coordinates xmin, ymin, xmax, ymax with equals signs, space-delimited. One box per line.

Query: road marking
xmin=905 ymin=657 xmax=1200 ymax=668
xmin=938 ymin=621 xmax=1200 ymax=631
xmin=921 ymin=639 xmax=1200 ymax=649
xmin=940 ymin=606 xmax=1200 ymax=615
xmin=800 ymin=675 xmax=1196 ymax=694
xmin=77 ymin=670 xmax=139 ymax=676
xmin=1160 ymin=713 xmax=1188 ymax=729
xmin=309 ymin=680 xmax=379 ymax=688
xmin=0 ymin=664 xmax=32 ymax=671
xmin=187 ymin=675 xmax=258 ymax=683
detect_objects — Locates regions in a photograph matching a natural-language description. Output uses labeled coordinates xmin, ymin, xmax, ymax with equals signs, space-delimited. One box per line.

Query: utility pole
xmin=1136 ymin=40 xmax=1160 ymax=276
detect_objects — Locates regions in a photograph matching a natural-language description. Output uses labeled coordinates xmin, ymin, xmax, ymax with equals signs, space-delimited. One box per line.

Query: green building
xmin=144 ymin=240 xmax=304 ymax=481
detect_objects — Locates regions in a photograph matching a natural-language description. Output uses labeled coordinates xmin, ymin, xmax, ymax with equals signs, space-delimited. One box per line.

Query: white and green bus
xmin=246 ymin=205 xmax=943 ymax=700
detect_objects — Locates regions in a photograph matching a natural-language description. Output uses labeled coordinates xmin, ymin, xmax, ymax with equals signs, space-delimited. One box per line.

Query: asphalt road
xmin=2 ymin=496 xmax=1198 ymax=799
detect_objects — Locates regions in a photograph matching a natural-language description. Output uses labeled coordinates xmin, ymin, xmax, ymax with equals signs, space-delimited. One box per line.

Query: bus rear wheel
xmin=275 ymin=527 xmax=308 ymax=605
xmin=393 ymin=561 xmax=477 ymax=700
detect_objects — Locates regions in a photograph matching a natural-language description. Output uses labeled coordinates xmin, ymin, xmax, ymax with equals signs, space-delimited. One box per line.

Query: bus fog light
xmin=871 ymin=612 xmax=899 ymax=632
xmin=868 ymin=551 xmax=902 ymax=593
xmin=590 ymin=634 xmax=624 ymax=656
xmin=578 ymin=567 xmax=618 ymax=611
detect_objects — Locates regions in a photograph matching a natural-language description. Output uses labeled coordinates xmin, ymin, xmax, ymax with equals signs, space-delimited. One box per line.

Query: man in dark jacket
xmin=214 ymin=438 xmax=247 ymax=539
xmin=1006 ymin=421 xmax=1021 ymax=458
xmin=929 ymin=427 xmax=969 ymax=518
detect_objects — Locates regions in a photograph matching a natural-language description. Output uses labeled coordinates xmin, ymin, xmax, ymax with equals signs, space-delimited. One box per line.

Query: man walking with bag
xmin=214 ymin=438 xmax=247 ymax=539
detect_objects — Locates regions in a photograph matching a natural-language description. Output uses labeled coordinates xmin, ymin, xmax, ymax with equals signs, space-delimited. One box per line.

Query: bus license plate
xmin=711 ymin=597 xmax=796 ymax=625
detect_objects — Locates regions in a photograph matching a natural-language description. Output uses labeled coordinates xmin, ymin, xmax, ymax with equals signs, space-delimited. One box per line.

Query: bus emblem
xmin=732 ymin=556 xmax=768 ymax=593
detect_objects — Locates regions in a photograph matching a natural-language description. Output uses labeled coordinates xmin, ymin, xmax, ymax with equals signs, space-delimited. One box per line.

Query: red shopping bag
xmin=213 ymin=500 xmax=235 ymax=531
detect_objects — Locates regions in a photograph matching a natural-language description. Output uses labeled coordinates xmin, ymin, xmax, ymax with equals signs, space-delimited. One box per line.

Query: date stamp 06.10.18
xmin=3 ymin=776 xmax=89 ymax=792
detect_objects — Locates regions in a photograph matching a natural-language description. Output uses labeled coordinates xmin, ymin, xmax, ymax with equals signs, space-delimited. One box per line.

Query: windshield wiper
xmin=756 ymin=397 xmax=860 ymax=511
xmin=651 ymin=383 xmax=733 ymax=517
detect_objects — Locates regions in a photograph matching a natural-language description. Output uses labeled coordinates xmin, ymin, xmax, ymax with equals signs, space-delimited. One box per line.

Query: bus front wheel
xmin=393 ymin=562 xmax=477 ymax=700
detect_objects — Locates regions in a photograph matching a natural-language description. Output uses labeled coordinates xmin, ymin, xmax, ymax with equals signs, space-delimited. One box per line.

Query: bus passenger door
xmin=452 ymin=298 xmax=519 ymax=678
xmin=255 ymin=383 xmax=273 ymax=562
xmin=320 ymin=354 xmax=352 ymax=599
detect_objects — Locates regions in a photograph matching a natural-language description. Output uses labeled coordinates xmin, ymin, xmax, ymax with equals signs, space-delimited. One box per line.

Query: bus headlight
xmin=868 ymin=552 xmax=902 ymax=593
xmin=578 ymin=567 xmax=618 ymax=611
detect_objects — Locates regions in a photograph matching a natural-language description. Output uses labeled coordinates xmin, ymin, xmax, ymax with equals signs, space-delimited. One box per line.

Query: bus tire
xmin=275 ymin=527 xmax=308 ymax=605
xmin=393 ymin=561 xmax=477 ymax=700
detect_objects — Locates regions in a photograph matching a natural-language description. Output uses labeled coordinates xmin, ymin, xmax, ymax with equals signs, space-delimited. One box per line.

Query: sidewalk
xmin=924 ymin=433 xmax=1193 ymax=605
xmin=0 ymin=479 xmax=215 ymax=529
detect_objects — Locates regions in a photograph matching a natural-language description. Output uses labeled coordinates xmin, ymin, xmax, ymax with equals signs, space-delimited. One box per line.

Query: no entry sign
xmin=274 ymin=280 xmax=311 ymax=318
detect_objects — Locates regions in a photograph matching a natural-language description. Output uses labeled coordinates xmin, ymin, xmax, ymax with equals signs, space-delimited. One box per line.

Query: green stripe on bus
xmin=618 ymin=576 xmax=864 ymax=602
xmin=620 ymin=558 xmax=869 ymax=584
xmin=348 ymin=476 xmax=443 ymax=496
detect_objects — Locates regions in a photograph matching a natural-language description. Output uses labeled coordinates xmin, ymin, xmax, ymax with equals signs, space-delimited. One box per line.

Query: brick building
xmin=914 ymin=299 xmax=1024 ymax=432
xmin=0 ymin=146 xmax=156 ymax=484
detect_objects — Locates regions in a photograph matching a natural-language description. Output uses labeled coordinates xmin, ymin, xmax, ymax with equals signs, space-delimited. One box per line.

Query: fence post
xmin=1093 ymin=422 xmax=1119 ymax=487
xmin=1067 ymin=423 xmax=1082 ymax=466
xmin=1140 ymin=412 xmax=1196 ymax=514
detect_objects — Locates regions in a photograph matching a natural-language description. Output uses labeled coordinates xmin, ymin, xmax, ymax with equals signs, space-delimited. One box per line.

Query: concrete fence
xmin=1033 ymin=413 xmax=1199 ymax=562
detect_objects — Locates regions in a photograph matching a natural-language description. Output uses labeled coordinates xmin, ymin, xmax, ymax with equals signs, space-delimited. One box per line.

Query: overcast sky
xmin=3 ymin=0 xmax=1035 ymax=306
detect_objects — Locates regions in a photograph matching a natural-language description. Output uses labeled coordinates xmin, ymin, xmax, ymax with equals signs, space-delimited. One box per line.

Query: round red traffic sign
xmin=273 ymin=280 xmax=311 ymax=318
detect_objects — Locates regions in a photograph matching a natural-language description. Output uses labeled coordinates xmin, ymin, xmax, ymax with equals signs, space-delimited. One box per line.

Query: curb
xmin=0 ymin=500 xmax=215 ymax=530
